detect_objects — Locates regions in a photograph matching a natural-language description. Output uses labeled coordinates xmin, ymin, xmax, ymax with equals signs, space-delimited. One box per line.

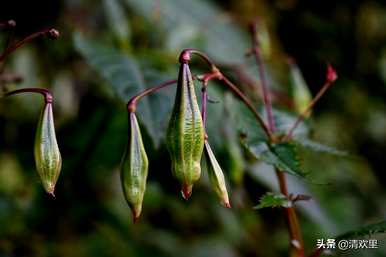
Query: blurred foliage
xmin=0 ymin=0 xmax=386 ymax=257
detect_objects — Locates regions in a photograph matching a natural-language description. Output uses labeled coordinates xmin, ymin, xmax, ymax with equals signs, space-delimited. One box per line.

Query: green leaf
xmin=336 ymin=220 xmax=386 ymax=240
xmin=103 ymin=0 xmax=131 ymax=48
xmin=73 ymin=33 xmax=156 ymax=144
xmin=124 ymin=0 xmax=249 ymax=63
xmin=295 ymin=139 xmax=348 ymax=157
xmin=289 ymin=62 xmax=312 ymax=115
xmin=253 ymin=192 xmax=291 ymax=210
xmin=243 ymin=141 xmax=307 ymax=177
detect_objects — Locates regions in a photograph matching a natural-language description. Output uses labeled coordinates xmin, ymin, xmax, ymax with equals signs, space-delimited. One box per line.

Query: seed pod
xmin=166 ymin=62 xmax=205 ymax=199
xmin=34 ymin=102 xmax=62 ymax=196
xmin=120 ymin=112 xmax=148 ymax=222
xmin=204 ymin=141 xmax=230 ymax=208
xmin=289 ymin=60 xmax=312 ymax=116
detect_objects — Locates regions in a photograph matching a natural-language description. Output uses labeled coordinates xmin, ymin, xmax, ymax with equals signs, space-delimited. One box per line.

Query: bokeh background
xmin=0 ymin=0 xmax=385 ymax=256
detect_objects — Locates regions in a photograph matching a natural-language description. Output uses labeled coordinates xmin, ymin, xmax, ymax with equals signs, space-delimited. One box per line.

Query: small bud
xmin=326 ymin=64 xmax=337 ymax=83
xmin=34 ymin=102 xmax=62 ymax=195
xmin=121 ymin=112 xmax=149 ymax=222
xmin=166 ymin=61 xmax=205 ymax=199
xmin=47 ymin=29 xmax=60 ymax=40
xmin=204 ymin=141 xmax=231 ymax=208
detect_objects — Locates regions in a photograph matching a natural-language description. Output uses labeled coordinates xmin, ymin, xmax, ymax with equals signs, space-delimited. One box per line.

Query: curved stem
xmin=0 ymin=28 xmax=59 ymax=63
xmin=127 ymin=79 xmax=177 ymax=112
xmin=4 ymin=88 xmax=53 ymax=103
xmin=180 ymin=48 xmax=217 ymax=71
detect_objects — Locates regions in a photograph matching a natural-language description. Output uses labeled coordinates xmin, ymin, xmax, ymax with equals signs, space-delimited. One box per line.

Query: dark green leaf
xmin=243 ymin=141 xmax=307 ymax=177
xmin=295 ymin=139 xmax=348 ymax=157
xmin=336 ymin=220 xmax=386 ymax=240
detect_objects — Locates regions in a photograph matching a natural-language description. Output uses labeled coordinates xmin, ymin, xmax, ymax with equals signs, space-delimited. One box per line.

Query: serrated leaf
xmin=336 ymin=220 xmax=386 ymax=240
xmin=243 ymin=141 xmax=307 ymax=177
xmin=73 ymin=33 xmax=158 ymax=144
xmin=254 ymin=192 xmax=291 ymax=210
xmin=295 ymin=139 xmax=348 ymax=157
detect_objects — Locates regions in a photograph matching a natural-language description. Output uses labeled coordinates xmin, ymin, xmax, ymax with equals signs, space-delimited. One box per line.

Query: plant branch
xmin=284 ymin=64 xmax=337 ymax=141
xmin=249 ymin=22 xmax=276 ymax=133
xmin=0 ymin=28 xmax=59 ymax=63
xmin=127 ymin=79 xmax=178 ymax=113
xmin=3 ymin=88 xmax=53 ymax=103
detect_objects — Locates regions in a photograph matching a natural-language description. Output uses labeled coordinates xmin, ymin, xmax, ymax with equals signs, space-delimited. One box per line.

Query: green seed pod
xmin=34 ymin=102 xmax=62 ymax=196
xmin=204 ymin=141 xmax=230 ymax=208
xmin=166 ymin=62 xmax=205 ymax=199
xmin=120 ymin=112 xmax=148 ymax=222
xmin=289 ymin=60 xmax=312 ymax=116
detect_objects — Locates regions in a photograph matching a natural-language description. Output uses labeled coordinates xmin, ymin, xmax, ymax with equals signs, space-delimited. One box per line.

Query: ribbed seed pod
xmin=120 ymin=112 xmax=148 ymax=222
xmin=34 ymin=102 xmax=62 ymax=196
xmin=204 ymin=141 xmax=230 ymax=208
xmin=166 ymin=62 xmax=205 ymax=199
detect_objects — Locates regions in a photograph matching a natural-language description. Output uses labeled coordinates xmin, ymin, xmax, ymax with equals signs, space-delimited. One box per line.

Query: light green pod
xmin=166 ymin=62 xmax=205 ymax=199
xmin=204 ymin=141 xmax=230 ymax=208
xmin=34 ymin=102 xmax=62 ymax=196
xmin=289 ymin=62 xmax=312 ymax=116
xmin=121 ymin=112 xmax=148 ymax=222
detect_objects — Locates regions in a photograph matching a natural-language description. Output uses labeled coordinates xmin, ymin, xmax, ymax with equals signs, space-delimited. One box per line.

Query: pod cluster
xmin=121 ymin=58 xmax=231 ymax=221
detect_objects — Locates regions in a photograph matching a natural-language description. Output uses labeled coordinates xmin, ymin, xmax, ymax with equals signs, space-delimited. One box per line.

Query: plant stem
xmin=249 ymin=21 xmax=304 ymax=257
xmin=0 ymin=28 xmax=59 ymax=63
xmin=4 ymin=88 xmax=52 ymax=103
xmin=216 ymin=75 xmax=271 ymax=138
xmin=249 ymin=22 xmax=276 ymax=133
xmin=284 ymin=80 xmax=334 ymax=141
xmin=127 ymin=79 xmax=178 ymax=112
xmin=307 ymin=248 xmax=323 ymax=257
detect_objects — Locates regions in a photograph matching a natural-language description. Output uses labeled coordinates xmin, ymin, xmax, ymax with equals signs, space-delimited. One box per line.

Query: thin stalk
xmin=0 ymin=20 xmax=16 ymax=29
xmin=217 ymin=75 xmax=272 ymax=138
xmin=4 ymin=88 xmax=52 ymax=103
xmin=249 ymin=21 xmax=304 ymax=257
xmin=249 ymin=22 xmax=276 ymax=132
xmin=284 ymin=79 xmax=335 ymax=141
xmin=201 ymin=86 xmax=208 ymax=129
xmin=127 ymin=79 xmax=177 ymax=112
xmin=180 ymin=48 xmax=217 ymax=71
xmin=307 ymin=248 xmax=323 ymax=257
xmin=0 ymin=28 xmax=59 ymax=63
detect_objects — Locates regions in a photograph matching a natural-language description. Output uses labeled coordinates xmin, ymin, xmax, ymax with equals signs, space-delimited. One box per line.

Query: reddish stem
xmin=249 ymin=21 xmax=305 ymax=257
xmin=0 ymin=28 xmax=59 ymax=63
xmin=284 ymin=65 xmax=337 ymax=141
xmin=4 ymin=88 xmax=53 ymax=103
xmin=127 ymin=79 xmax=178 ymax=112
xmin=249 ymin=22 xmax=276 ymax=133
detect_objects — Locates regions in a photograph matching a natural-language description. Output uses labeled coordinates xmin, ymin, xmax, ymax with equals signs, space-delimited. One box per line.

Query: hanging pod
xmin=34 ymin=100 xmax=62 ymax=196
xmin=204 ymin=141 xmax=230 ymax=208
xmin=166 ymin=61 xmax=205 ymax=199
xmin=120 ymin=112 xmax=149 ymax=222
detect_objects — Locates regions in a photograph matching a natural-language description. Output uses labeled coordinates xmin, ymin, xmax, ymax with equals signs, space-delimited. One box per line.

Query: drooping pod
xmin=120 ymin=112 xmax=149 ymax=222
xmin=166 ymin=59 xmax=205 ymax=199
xmin=204 ymin=141 xmax=230 ymax=208
xmin=34 ymin=97 xmax=62 ymax=196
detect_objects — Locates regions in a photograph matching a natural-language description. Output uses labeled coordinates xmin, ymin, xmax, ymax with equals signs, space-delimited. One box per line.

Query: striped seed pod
xmin=120 ymin=112 xmax=149 ymax=222
xmin=204 ymin=141 xmax=230 ymax=208
xmin=34 ymin=101 xmax=62 ymax=196
xmin=166 ymin=61 xmax=205 ymax=199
